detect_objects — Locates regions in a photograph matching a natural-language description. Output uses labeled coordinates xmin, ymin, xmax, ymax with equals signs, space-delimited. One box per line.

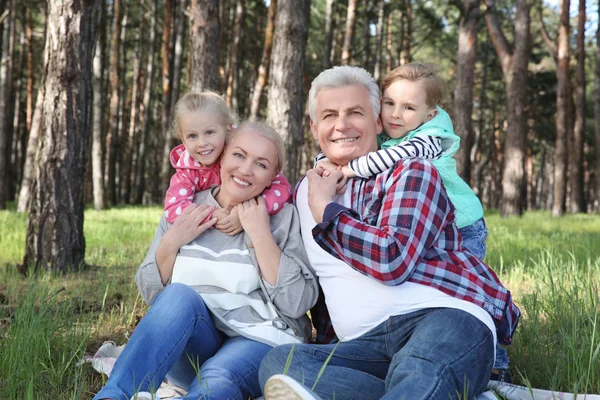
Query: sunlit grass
xmin=0 ymin=207 xmax=599 ymax=398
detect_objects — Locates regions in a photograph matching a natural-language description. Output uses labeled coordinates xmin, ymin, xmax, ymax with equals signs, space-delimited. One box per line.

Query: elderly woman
xmin=94 ymin=121 xmax=318 ymax=400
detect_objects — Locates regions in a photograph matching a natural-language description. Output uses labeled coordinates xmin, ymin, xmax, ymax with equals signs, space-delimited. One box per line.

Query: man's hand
xmin=215 ymin=206 xmax=244 ymax=235
xmin=238 ymin=197 xmax=271 ymax=240
xmin=307 ymin=167 xmax=343 ymax=223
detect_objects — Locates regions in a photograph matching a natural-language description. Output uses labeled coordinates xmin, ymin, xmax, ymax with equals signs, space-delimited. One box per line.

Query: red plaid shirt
xmin=300 ymin=159 xmax=520 ymax=345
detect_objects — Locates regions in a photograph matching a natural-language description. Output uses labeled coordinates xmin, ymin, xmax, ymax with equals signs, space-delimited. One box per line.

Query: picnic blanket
xmin=81 ymin=341 xmax=600 ymax=400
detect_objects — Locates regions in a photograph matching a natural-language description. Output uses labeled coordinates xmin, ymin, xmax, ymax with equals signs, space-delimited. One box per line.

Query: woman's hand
xmin=238 ymin=197 xmax=271 ymax=240
xmin=215 ymin=205 xmax=244 ymax=236
xmin=156 ymin=204 xmax=217 ymax=285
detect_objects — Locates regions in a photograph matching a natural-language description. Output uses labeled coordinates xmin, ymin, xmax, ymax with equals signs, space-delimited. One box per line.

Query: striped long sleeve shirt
xmin=314 ymin=133 xmax=443 ymax=178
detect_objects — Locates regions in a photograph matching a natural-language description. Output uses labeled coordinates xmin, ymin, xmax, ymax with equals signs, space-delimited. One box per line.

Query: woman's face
xmin=219 ymin=130 xmax=279 ymax=205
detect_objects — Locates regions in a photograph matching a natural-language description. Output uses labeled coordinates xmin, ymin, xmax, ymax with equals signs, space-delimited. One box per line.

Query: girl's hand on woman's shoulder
xmin=165 ymin=204 xmax=217 ymax=248
xmin=238 ymin=196 xmax=271 ymax=239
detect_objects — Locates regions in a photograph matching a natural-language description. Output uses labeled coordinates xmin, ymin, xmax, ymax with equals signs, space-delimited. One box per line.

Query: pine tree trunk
xmin=23 ymin=0 xmax=99 ymax=272
xmin=133 ymin=0 xmax=158 ymax=204
xmin=373 ymin=0 xmax=384 ymax=80
xmin=385 ymin=5 xmax=394 ymax=72
xmin=323 ymin=0 xmax=335 ymax=69
xmin=225 ymin=0 xmax=244 ymax=111
xmin=485 ymin=0 xmax=531 ymax=217
xmin=267 ymin=0 xmax=310 ymax=184
xmin=25 ymin=8 xmax=33 ymax=133
xmin=170 ymin=0 xmax=186 ymax=110
xmin=189 ymin=0 xmax=221 ymax=92
xmin=453 ymin=0 xmax=480 ymax=183
xmin=400 ymin=0 xmax=411 ymax=65
xmin=249 ymin=0 xmax=277 ymax=120
xmin=158 ymin=0 xmax=174 ymax=202
xmin=569 ymin=0 xmax=586 ymax=213
xmin=341 ymin=0 xmax=357 ymax=65
xmin=0 ymin=4 xmax=13 ymax=209
xmin=595 ymin=0 xmax=600 ymax=212
xmin=552 ymin=0 xmax=570 ymax=216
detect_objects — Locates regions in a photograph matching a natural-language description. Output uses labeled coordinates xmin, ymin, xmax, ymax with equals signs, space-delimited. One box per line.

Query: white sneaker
xmin=132 ymin=392 xmax=161 ymax=400
xmin=264 ymin=374 xmax=319 ymax=400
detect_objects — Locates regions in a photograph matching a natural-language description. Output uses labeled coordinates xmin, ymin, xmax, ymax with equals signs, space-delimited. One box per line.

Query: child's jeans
xmin=459 ymin=217 xmax=510 ymax=371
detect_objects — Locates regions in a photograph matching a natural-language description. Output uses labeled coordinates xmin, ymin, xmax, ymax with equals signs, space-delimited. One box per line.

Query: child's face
xmin=179 ymin=111 xmax=228 ymax=166
xmin=381 ymin=79 xmax=437 ymax=139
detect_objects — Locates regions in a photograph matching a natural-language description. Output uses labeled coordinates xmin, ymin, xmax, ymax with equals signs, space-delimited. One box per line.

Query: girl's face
xmin=218 ymin=130 xmax=279 ymax=206
xmin=179 ymin=111 xmax=228 ymax=166
xmin=381 ymin=79 xmax=437 ymax=139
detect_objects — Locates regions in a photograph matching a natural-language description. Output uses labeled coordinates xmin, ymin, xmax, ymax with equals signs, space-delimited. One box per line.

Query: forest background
xmin=0 ymin=0 xmax=600 ymax=398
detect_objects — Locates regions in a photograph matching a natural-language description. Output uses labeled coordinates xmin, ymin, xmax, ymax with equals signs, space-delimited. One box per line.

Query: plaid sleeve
xmin=312 ymin=159 xmax=452 ymax=286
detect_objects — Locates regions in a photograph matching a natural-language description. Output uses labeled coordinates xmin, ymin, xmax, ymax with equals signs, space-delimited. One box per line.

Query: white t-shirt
xmin=296 ymin=179 xmax=496 ymax=355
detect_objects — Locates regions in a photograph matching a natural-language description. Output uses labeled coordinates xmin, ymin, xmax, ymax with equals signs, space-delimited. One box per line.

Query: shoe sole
xmin=264 ymin=375 xmax=315 ymax=400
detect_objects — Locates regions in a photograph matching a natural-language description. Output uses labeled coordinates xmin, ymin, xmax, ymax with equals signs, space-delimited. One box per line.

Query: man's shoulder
xmin=292 ymin=175 xmax=308 ymax=205
xmin=385 ymin=158 xmax=438 ymax=181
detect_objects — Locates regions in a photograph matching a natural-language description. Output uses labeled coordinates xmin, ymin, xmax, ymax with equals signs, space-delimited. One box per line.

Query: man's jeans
xmin=459 ymin=217 xmax=510 ymax=371
xmin=94 ymin=283 xmax=271 ymax=400
xmin=259 ymin=308 xmax=494 ymax=400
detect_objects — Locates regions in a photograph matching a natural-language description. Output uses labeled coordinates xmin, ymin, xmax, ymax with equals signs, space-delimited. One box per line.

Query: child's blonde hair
xmin=381 ymin=63 xmax=444 ymax=108
xmin=231 ymin=120 xmax=286 ymax=173
xmin=173 ymin=91 xmax=234 ymax=139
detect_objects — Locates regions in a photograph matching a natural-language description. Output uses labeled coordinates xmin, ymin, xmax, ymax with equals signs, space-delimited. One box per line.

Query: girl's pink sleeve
xmin=262 ymin=173 xmax=292 ymax=215
xmin=164 ymin=169 xmax=199 ymax=223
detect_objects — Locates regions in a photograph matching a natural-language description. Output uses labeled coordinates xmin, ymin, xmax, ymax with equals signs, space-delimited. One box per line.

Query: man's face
xmin=310 ymin=85 xmax=382 ymax=166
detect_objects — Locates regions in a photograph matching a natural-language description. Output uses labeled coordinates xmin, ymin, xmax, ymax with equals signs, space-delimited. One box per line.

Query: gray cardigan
xmin=135 ymin=188 xmax=319 ymax=343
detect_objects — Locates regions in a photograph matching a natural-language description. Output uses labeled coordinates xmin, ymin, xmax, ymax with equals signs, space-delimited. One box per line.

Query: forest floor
xmin=0 ymin=206 xmax=599 ymax=399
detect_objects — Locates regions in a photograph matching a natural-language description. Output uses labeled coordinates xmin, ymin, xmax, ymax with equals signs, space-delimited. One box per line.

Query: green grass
xmin=0 ymin=207 xmax=599 ymax=399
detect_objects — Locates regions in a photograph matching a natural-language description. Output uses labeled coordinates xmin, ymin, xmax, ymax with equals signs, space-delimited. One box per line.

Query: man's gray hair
xmin=308 ymin=66 xmax=381 ymax=123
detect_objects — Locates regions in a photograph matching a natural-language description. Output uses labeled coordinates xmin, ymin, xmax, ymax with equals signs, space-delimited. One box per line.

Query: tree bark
xmin=0 ymin=4 xmax=13 ymax=209
xmin=249 ymin=0 xmax=277 ymax=120
xmin=225 ymin=0 xmax=244 ymax=110
xmin=485 ymin=0 xmax=531 ymax=217
xmin=267 ymin=0 xmax=310 ymax=184
xmin=25 ymin=8 xmax=33 ymax=133
xmin=158 ymin=0 xmax=175 ymax=201
xmin=133 ymin=0 xmax=158 ymax=204
xmin=551 ymin=0 xmax=571 ymax=216
xmin=400 ymin=0 xmax=411 ymax=65
xmin=569 ymin=0 xmax=585 ymax=213
xmin=595 ymin=0 xmax=600 ymax=212
xmin=385 ymin=5 xmax=394 ymax=72
xmin=23 ymin=0 xmax=99 ymax=272
xmin=373 ymin=0 xmax=384 ymax=80
xmin=341 ymin=0 xmax=358 ymax=65
xmin=323 ymin=0 xmax=335 ymax=69
xmin=189 ymin=0 xmax=220 ymax=91
xmin=453 ymin=0 xmax=480 ymax=183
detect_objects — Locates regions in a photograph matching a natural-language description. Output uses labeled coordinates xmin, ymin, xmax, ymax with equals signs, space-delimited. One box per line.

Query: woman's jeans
xmin=458 ymin=217 xmax=510 ymax=371
xmin=93 ymin=283 xmax=271 ymax=400
xmin=259 ymin=308 xmax=494 ymax=400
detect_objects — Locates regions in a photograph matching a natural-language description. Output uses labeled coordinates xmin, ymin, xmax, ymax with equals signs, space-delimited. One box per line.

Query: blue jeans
xmin=94 ymin=283 xmax=272 ymax=400
xmin=459 ymin=218 xmax=510 ymax=370
xmin=259 ymin=308 xmax=494 ymax=400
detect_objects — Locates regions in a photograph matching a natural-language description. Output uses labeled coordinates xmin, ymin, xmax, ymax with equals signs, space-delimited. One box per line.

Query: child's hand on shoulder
xmin=341 ymin=165 xmax=356 ymax=179
xmin=215 ymin=206 xmax=244 ymax=236
xmin=316 ymin=159 xmax=339 ymax=175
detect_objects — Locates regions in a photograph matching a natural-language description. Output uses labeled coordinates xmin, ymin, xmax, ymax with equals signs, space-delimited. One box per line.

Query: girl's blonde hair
xmin=230 ymin=120 xmax=286 ymax=173
xmin=381 ymin=63 xmax=444 ymax=108
xmin=173 ymin=91 xmax=234 ymax=138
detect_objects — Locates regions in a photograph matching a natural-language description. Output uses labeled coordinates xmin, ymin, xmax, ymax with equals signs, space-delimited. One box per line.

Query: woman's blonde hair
xmin=172 ymin=91 xmax=235 ymax=139
xmin=382 ymin=63 xmax=444 ymax=108
xmin=230 ymin=120 xmax=286 ymax=173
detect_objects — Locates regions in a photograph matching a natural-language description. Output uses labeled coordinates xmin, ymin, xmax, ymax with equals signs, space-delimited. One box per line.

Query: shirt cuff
xmin=322 ymin=201 xmax=351 ymax=223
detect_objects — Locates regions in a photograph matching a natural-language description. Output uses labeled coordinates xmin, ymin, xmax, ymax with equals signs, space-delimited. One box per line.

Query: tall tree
xmin=249 ymin=0 xmax=277 ymax=120
xmin=595 ymin=0 xmax=600 ymax=212
xmin=189 ymin=0 xmax=221 ymax=92
xmin=267 ymin=0 xmax=310 ymax=183
xmin=105 ymin=0 xmax=123 ymax=206
xmin=373 ymin=0 xmax=385 ymax=80
xmin=323 ymin=0 xmax=335 ymax=69
xmin=453 ymin=0 xmax=480 ymax=183
xmin=23 ymin=0 xmax=99 ymax=271
xmin=341 ymin=0 xmax=358 ymax=65
xmin=225 ymin=0 xmax=244 ymax=110
xmin=0 ymin=2 xmax=13 ymax=209
xmin=485 ymin=0 xmax=531 ymax=217
xmin=399 ymin=0 xmax=412 ymax=65
xmin=570 ymin=0 xmax=585 ymax=213
xmin=158 ymin=0 xmax=175 ymax=200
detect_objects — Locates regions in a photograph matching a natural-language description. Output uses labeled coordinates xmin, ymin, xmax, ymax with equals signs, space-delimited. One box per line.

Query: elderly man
xmin=259 ymin=66 xmax=520 ymax=400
